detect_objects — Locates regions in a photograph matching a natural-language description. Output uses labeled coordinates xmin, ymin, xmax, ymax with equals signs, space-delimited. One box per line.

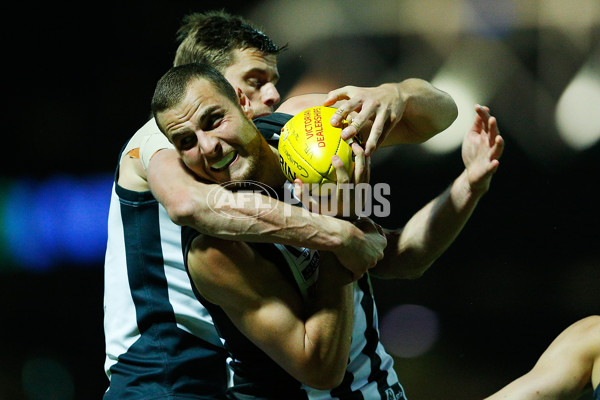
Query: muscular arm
xmin=371 ymin=170 xmax=483 ymax=279
xmin=146 ymin=148 xmax=381 ymax=278
xmin=371 ymin=105 xmax=504 ymax=279
xmin=278 ymin=79 xmax=457 ymax=153
xmin=376 ymin=78 xmax=459 ymax=145
xmin=484 ymin=316 xmax=600 ymax=400
xmin=323 ymin=78 xmax=458 ymax=154
xmin=188 ymin=235 xmax=354 ymax=389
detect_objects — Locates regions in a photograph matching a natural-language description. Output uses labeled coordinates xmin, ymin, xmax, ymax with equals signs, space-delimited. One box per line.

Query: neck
xmin=259 ymin=145 xmax=287 ymax=188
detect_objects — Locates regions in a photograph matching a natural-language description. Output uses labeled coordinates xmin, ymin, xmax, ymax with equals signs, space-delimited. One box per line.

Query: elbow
xmin=163 ymin=194 xmax=198 ymax=227
xmin=438 ymin=99 xmax=459 ymax=132
xmin=431 ymin=93 xmax=459 ymax=134
xmin=417 ymin=94 xmax=459 ymax=141
xmin=449 ymin=100 xmax=459 ymax=123
xmin=371 ymin=257 xmax=432 ymax=280
xmin=429 ymin=82 xmax=459 ymax=132
xmin=397 ymin=257 xmax=434 ymax=280
xmin=403 ymin=116 xmax=453 ymax=144
xmin=401 ymin=265 xmax=428 ymax=280
xmin=300 ymin=364 xmax=345 ymax=390
xmin=293 ymin=351 xmax=347 ymax=389
xmin=307 ymin=377 xmax=344 ymax=391
xmin=400 ymin=80 xmax=459 ymax=141
xmin=411 ymin=129 xmax=438 ymax=144
xmin=422 ymin=103 xmax=459 ymax=141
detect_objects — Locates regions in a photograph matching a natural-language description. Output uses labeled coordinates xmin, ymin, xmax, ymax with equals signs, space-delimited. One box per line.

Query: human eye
xmin=205 ymin=112 xmax=224 ymax=130
xmin=178 ymin=134 xmax=196 ymax=150
xmin=245 ymin=77 xmax=260 ymax=88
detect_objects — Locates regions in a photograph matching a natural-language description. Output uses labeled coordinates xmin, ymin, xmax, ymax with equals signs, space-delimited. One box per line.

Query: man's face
xmin=156 ymin=78 xmax=271 ymax=184
xmin=222 ymin=48 xmax=280 ymax=118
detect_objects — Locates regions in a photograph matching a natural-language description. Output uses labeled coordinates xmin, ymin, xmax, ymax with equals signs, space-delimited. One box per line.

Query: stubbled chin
xmin=230 ymin=156 xmax=259 ymax=183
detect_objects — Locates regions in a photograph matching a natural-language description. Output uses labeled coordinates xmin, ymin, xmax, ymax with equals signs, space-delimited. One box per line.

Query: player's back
xmin=103 ymin=133 xmax=227 ymax=399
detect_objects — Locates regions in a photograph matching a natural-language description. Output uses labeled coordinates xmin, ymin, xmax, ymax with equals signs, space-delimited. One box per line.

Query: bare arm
xmin=372 ymin=169 xmax=483 ymax=279
xmin=187 ymin=235 xmax=354 ymax=389
xmin=484 ymin=316 xmax=600 ymax=400
xmin=146 ymin=148 xmax=383 ymax=279
xmin=371 ymin=105 xmax=504 ymax=279
xmin=276 ymin=79 xmax=457 ymax=155
xmin=324 ymin=78 xmax=458 ymax=155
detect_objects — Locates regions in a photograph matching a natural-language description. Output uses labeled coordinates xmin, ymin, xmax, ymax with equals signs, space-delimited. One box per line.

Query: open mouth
xmin=210 ymin=151 xmax=238 ymax=171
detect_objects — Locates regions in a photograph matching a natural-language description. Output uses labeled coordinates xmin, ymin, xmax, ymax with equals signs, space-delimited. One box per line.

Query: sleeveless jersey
xmin=594 ymin=383 xmax=599 ymax=400
xmin=103 ymin=152 xmax=228 ymax=399
xmin=103 ymin=114 xmax=287 ymax=399
xmin=183 ymin=199 xmax=406 ymax=400
xmin=104 ymin=112 xmax=405 ymax=399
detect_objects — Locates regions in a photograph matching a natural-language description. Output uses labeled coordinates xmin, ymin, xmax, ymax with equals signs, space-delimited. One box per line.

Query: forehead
xmin=183 ymin=78 xmax=226 ymax=104
xmin=225 ymin=48 xmax=279 ymax=77
xmin=174 ymin=78 xmax=232 ymax=116
xmin=159 ymin=78 xmax=233 ymax=133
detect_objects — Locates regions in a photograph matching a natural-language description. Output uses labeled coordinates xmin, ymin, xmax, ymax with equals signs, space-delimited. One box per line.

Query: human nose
xmin=196 ymin=131 xmax=221 ymax=157
xmin=262 ymin=83 xmax=280 ymax=107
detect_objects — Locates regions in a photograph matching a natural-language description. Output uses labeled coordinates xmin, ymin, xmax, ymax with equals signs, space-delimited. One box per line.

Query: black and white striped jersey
xmin=184 ymin=232 xmax=406 ymax=400
xmin=103 ymin=118 xmax=229 ymax=399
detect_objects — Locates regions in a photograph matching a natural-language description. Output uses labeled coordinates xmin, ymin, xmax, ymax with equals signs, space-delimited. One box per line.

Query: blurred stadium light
xmin=1 ymin=0 xmax=598 ymax=272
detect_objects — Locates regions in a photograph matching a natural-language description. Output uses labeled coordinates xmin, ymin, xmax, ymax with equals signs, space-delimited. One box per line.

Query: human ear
xmin=237 ymin=88 xmax=254 ymax=119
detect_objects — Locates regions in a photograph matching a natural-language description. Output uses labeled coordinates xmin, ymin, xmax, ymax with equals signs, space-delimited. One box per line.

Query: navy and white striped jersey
xmin=103 ymin=165 xmax=229 ymax=399
xmin=184 ymin=233 xmax=407 ymax=400
xmin=104 ymin=112 xmax=406 ymax=399
xmin=102 ymin=113 xmax=292 ymax=399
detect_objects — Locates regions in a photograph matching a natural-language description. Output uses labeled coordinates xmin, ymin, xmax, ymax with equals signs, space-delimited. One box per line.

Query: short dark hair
xmin=151 ymin=63 xmax=239 ymax=122
xmin=174 ymin=10 xmax=286 ymax=70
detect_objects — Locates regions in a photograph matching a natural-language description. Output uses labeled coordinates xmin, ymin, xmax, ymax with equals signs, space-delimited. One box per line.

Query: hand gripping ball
xmin=278 ymin=106 xmax=354 ymax=190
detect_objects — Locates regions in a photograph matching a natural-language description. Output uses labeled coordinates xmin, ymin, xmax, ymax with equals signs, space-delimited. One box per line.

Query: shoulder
xmin=188 ymin=235 xmax=256 ymax=279
xmin=187 ymin=236 xmax=298 ymax=312
xmin=187 ymin=235 xmax=249 ymax=304
xmin=551 ymin=316 xmax=600 ymax=362
xmin=122 ymin=118 xmax=161 ymax=160
xmin=117 ymin=153 xmax=149 ymax=192
xmin=569 ymin=316 xmax=600 ymax=346
xmin=565 ymin=316 xmax=600 ymax=339
xmin=275 ymin=93 xmax=328 ymax=115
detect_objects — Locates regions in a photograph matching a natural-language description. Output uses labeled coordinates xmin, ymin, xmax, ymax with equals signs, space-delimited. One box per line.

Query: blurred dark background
xmin=1 ymin=1 xmax=599 ymax=399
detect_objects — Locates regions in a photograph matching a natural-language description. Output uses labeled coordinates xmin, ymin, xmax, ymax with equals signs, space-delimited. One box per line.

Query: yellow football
xmin=278 ymin=106 xmax=354 ymax=190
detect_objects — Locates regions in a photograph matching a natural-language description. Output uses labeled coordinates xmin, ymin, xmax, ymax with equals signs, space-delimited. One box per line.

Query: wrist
xmin=328 ymin=218 xmax=358 ymax=253
xmin=393 ymin=81 xmax=410 ymax=104
xmin=457 ymin=169 xmax=488 ymax=202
